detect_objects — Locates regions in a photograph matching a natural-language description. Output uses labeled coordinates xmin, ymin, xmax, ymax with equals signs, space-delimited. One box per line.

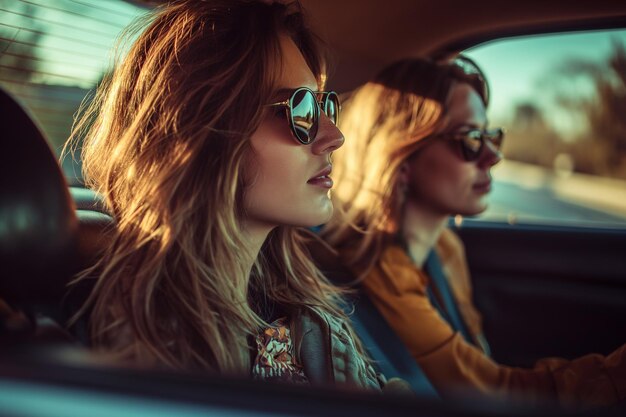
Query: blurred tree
xmin=503 ymin=101 xmax=562 ymax=169
xmin=587 ymin=42 xmax=626 ymax=176
xmin=556 ymin=41 xmax=626 ymax=178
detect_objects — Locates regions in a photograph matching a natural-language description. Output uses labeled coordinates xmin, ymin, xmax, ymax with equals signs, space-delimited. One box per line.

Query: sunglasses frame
xmin=267 ymin=87 xmax=340 ymax=145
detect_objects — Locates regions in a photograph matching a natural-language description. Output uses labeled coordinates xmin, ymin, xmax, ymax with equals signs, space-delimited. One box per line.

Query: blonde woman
xmin=323 ymin=57 xmax=626 ymax=406
xmin=69 ymin=0 xmax=381 ymax=389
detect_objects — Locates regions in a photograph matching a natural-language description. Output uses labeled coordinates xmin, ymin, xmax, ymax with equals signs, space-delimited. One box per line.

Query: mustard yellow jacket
xmin=360 ymin=228 xmax=626 ymax=407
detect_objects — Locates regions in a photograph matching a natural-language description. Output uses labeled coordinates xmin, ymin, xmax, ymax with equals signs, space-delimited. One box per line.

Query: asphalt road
xmin=478 ymin=161 xmax=626 ymax=227
xmin=482 ymin=181 xmax=626 ymax=225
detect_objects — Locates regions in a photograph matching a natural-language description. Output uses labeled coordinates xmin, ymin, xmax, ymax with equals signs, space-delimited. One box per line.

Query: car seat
xmin=0 ymin=88 xmax=78 ymax=344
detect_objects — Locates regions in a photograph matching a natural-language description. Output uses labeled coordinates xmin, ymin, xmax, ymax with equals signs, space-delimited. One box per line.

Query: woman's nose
xmin=310 ymin=113 xmax=345 ymax=155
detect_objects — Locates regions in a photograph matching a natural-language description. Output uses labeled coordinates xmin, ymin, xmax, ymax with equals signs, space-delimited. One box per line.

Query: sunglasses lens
xmin=486 ymin=128 xmax=504 ymax=149
xmin=291 ymin=89 xmax=318 ymax=144
xmin=324 ymin=92 xmax=340 ymax=125
xmin=461 ymin=130 xmax=483 ymax=160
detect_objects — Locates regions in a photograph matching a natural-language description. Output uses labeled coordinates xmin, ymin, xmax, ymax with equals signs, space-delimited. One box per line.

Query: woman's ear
xmin=397 ymin=161 xmax=410 ymax=189
xmin=395 ymin=161 xmax=411 ymax=204
xmin=394 ymin=161 xmax=411 ymax=216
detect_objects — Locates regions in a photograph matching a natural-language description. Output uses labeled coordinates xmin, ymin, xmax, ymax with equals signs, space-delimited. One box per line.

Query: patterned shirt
xmin=251 ymin=317 xmax=309 ymax=384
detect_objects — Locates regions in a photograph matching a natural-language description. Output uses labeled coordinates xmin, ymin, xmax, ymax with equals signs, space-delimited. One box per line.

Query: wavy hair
xmin=68 ymin=0 xmax=350 ymax=374
xmin=322 ymin=57 xmax=489 ymax=276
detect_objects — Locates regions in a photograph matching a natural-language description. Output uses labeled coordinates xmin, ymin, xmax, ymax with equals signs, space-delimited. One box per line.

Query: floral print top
xmin=251 ymin=317 xmax=309 ymax=384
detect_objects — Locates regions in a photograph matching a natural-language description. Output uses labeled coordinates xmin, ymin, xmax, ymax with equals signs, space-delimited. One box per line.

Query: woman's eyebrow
xmin=271 ymin=85 xmax=322 ymax=101
xmin=271 ymin=88 xmax=294 ymax=101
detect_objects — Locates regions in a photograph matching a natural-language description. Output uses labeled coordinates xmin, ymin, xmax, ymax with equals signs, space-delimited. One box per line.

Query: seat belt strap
xmin=424 ymin=249 xmax=475 ymax=346
xmin=344 ymin=294 xmax=439 ymax=398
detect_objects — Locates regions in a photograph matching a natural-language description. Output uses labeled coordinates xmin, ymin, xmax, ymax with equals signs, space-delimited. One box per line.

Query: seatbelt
xmin=423 ymin=249 xmax=475 ymax=346
xmin=344 ymin=294 xmax=439 ymax=398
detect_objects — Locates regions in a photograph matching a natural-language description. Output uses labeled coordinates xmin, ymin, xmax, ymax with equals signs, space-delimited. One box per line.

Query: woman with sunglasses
xmin=68 ymin=0 xmax=383 ymax=389
xmin=322 ymin=57 xmax=626 ymax=405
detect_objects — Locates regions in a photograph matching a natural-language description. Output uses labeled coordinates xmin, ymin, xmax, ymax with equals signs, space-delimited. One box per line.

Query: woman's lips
xmin=308 ymin=164 xmax=333 ymax=189
xmin=307 ymin=176 xmax=334 ymax=189
xmin=473 ymin=180 xmax=492 ymax=193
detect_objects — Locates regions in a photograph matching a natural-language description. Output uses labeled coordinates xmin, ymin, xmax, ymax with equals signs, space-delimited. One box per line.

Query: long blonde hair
xmin=69 ymin=0 xmax=348 ymax=374
xmin=323 ymin=57 xmax=489 ymax=276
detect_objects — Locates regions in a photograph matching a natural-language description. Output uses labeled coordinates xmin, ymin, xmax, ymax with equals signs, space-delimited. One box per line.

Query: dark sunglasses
xmin=434 ymin=128 xmax=504 ymax=161
xmin=268 ymin=87 xmax=340 ymax=145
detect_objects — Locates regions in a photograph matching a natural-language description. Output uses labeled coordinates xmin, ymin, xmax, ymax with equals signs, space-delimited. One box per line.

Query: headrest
xmin=0 ymin=89 xmax=78 ymax=306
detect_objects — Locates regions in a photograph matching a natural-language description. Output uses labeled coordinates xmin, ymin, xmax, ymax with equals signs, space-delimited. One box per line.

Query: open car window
xmin=0 ymin=0 xmax=147 ymax=185
xmin=464 ymin=29 xmax=626 ymax=229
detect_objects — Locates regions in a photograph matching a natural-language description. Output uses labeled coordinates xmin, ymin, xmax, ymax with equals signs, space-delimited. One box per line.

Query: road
xmin=477 ymin=160 xmax=626 ymax=227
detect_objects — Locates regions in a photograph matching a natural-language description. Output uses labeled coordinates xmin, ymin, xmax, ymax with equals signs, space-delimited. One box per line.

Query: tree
xmin=503 ymin=101 xmax=562 ymax=169
xmin=555 ymin=41 xmax=626 ymax=178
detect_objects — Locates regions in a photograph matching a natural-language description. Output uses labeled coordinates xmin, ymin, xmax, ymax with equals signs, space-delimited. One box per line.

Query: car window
xmin=0 ymin=0 xmax=147 ymax=185
xmin=464 ymin=29 xmax=626 ymax=228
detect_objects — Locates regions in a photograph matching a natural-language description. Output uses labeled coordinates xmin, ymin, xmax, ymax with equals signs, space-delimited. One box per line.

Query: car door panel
xmin=454 ymin=220 xmax=626 ymax=367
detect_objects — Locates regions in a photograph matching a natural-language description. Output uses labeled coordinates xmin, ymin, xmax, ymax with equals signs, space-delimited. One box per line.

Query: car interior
xmin=1 ymin=1 xmax=626 ymax=416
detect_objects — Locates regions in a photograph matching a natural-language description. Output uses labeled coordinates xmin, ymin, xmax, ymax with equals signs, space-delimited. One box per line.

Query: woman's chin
xmin=454 ymin=201 xmax=488 ymax=217
xmin=303 ymin=205 xmax=334 ymax=228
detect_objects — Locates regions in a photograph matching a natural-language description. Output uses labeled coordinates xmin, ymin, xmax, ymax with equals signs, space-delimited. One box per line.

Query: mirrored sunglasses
xmin=267 ymin=87 xmax=340 ymax=145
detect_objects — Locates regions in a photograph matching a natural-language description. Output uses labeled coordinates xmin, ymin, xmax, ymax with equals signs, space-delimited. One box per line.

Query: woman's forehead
xmin=445 ymin=83 xmax=487 ymax=129
xmin=274 ymin=35 xmax=318 ymax=93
